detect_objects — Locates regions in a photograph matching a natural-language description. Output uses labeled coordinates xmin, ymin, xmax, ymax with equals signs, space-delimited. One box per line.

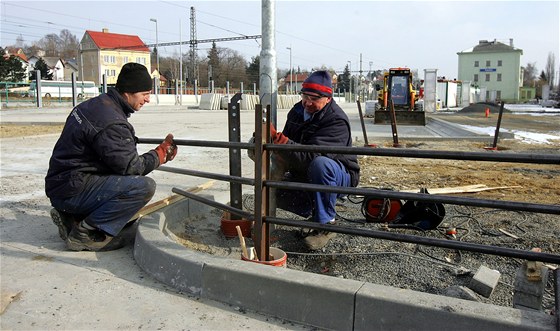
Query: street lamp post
xmin=348 ymin=60 xmax=352 ymax=102
xmin=286 ymin=46 xmax=292 ymax=94
xmin=150 ymin=18 xmax=159 ymax=103
xmin=150 ymin=18 xmax=159 ymax=73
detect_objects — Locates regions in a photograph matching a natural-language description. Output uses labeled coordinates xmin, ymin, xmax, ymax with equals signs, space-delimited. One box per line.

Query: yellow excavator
xmin=374 ymin=67 xmax=426 ymax=125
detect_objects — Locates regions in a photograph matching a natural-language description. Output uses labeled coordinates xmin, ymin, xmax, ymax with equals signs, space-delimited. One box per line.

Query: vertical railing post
xmin=253 ymin=104 xmax=270 ymax=261
xmin=228 ymin=93 xmax=243 ymax=219
xmin=71 ymin=72 xmax=77 ymax=107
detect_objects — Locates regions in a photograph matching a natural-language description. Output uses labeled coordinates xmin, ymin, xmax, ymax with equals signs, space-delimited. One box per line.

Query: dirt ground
xmin=359 ymin=110 xmax=560 ymax=206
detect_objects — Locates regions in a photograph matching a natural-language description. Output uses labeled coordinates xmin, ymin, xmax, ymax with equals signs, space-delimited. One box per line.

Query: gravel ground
xmin=174 ymin=108 xmax=559 ymax=315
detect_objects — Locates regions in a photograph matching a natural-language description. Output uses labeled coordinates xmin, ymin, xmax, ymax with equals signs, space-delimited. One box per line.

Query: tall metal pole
xmin=150 ymin=18 xmax=159 ymax=73
xmin=179 ymin=19 xmax=183 ymax=105
xmin=348 ymin=60 xmax=352 ymax=102
xmin=260 ymin=0 xmax=277 ymax=124
xmin=150 ymin=18 xmax=159 ymax=104
xmin=287 ymin=46 xmax=292 ymax=94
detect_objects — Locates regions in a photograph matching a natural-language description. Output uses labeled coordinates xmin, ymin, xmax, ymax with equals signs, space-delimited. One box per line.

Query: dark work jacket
xmin=280 ymin=99 xmax=360 ymax=187
xmin=45 ymin=88 xmax=159 ymax=198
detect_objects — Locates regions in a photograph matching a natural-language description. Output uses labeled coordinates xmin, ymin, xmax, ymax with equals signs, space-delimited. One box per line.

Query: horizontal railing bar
xmin=265 ymin=217 xmax=560 ymax=265
xmin=138 ymin=137 xmax=560 ymax=164
xmin=266 ymin=144 xmax=560 ymax=164
xmin=159 ymin=166 xmax=254 ymax=186
xmin=266 ymin=181 xmax=560 ymax=215
xmin=172 ymin=187 xmax=254 ymax=220
xmin=138 ymin=138 xmax=252 ymax=150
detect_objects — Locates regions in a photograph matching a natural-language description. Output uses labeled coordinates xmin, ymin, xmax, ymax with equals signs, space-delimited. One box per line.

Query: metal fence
xmin=137 ymin=96 xmax=559 ymax=323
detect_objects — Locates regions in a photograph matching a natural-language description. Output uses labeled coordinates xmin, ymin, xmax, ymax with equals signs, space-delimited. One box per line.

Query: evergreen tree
xmin=246 ymin=55 xmax=260 ymax=87
xmin=30 ymin=58 xmax=53 ymax=80
xmin=0 ymin=50 xmax=26 ymax=82
xmin=207 ymin=42 xmax=220 ymax=82
xmin=338 ymin=64 xmax=351 ymax=92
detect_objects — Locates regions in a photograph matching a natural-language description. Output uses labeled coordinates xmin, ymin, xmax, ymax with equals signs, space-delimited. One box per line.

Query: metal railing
xmin=138 ymin=98 xmax=559 ymax=323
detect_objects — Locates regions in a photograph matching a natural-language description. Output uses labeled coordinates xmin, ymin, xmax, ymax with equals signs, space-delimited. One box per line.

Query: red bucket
xmin=241 ymin=247 xmax=287 ymax=268
xmin=220 ymin=212 xmax=252 ymax=238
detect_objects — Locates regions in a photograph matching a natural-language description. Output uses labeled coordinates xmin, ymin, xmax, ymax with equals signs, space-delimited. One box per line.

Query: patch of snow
xmin=458 ymin=124 xmax=560 ymax=144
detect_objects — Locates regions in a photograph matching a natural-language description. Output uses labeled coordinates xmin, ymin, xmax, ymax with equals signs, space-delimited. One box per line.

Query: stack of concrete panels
xmin=199 ymin=93 xmax=223 ymax=110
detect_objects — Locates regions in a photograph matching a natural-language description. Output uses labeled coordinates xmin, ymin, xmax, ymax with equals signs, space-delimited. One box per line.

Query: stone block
xmin=513 ymin=263 xmax=549 ymax=310
xmin=468 ymin=265 xmax=501 ymax=298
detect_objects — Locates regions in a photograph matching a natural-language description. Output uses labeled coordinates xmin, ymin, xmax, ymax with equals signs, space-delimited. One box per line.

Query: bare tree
xmin=37 ymin=33 xmax=61 ymax=57
xmin=219 ymin=48 xmax=248 ymax=88
xmin=545 ymin=52 xmax=556 ymax=90
xmin=522 ymin=62 xmax=538 ymax=86
xmin=59 ymin=29 xmax=79 ymax=59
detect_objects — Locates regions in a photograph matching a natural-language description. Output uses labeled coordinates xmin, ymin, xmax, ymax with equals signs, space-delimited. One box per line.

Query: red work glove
xmin=269 ymin=124 xmax=288 ymax=144
xmin=154 ymin=133 xmax=177 ymax=165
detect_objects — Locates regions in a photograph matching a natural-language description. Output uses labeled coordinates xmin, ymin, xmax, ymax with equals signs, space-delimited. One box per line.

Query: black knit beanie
xmin=116 ymin=63 xmax=153 ymax=93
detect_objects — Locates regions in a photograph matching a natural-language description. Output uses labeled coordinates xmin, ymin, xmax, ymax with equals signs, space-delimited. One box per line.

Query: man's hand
xmin=154 ymin=133 xmax=177 ymax=165
xmin=270 ymin=124 xmax=288 ymax=144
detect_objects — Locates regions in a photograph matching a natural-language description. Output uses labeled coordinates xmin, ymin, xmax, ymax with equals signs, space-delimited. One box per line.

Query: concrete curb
xmin=133 ymin=198 xmax=555 ymax=330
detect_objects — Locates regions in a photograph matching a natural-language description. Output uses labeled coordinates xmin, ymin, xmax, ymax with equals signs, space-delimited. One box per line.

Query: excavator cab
xmin=374 ymin=68 xmax=426 ymax=125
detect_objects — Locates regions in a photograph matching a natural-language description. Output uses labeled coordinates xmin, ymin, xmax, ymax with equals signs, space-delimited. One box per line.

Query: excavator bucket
xmin=373 ymin=110 xmax=426 ymax=126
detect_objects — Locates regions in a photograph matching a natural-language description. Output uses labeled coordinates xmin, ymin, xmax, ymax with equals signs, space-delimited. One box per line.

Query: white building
xmin=457 ymin=39 xmax=523 ymax=102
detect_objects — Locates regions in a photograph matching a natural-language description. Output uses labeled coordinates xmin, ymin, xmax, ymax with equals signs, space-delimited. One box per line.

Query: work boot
xmin=304 ymin=231 xmax=337 ymax=250
xmin=50 ymin=208 xmax=80 ymax=241
xmin=66 ymin=221 xmax=114 ymax=251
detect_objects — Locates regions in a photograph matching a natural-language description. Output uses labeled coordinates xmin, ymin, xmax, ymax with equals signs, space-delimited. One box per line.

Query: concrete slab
xmin=354 ymin=282 xmax=554 ymax=331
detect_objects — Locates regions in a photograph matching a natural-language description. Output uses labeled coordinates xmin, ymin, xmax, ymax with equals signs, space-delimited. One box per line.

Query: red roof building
xmin=79 ymin=28 xmax=151 ymax=85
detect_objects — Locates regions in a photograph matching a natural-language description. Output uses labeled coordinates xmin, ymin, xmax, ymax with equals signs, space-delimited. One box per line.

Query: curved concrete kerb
xmin=133 ymin=197 xmax=555 ymax=330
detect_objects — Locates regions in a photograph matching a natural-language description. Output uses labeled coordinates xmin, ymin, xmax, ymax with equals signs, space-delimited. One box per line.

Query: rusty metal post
xmin=389 ymin=100 xmax=400 ymax=147
xmin=555 ymin=268 xmax=559 ymax=330
xmin=227 ymin=93 xmax=243 ymax=218
xmin=356 ymin=100 xmax=370 ymax=147
xmin=253 ymin=104 xmax=270 ymax=261
xmin=487 ymin=101 xmax=505 ymax=150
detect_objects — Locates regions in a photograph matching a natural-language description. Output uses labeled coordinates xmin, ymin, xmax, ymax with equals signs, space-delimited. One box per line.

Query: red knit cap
xmin=301 ymin=70 xmax=333 ymax=97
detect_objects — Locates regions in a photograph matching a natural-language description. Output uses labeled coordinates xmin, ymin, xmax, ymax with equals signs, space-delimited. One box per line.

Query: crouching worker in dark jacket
xmin=270 ymin=70 xmax=360 ymax=250
xmin=45 ymin=63 xmax=177 ymax=251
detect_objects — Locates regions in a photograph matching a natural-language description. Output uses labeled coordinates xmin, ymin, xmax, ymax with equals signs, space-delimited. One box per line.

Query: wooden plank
xmin=131 ymin=180 xmax=215 ymax=220
xmin=401 ymin=184 xmax=522 ymax=195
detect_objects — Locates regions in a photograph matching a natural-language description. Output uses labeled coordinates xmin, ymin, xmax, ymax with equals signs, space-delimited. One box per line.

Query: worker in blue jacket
xmin=270 ymin=70 xmax=360 ymax=250
xmin=45 ymin=63 xmax=177 ymax=251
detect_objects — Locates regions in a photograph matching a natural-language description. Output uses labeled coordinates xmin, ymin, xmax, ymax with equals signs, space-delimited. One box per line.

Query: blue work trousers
xmin=50 ymin=175 xmax=156 ymax=236
xmin=276 ymin=156 xmax=351 ymax=224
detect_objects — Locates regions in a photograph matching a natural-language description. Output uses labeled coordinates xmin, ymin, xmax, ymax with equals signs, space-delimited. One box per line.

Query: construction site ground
xmin=0 ymin=101 xmax=558 ymax=329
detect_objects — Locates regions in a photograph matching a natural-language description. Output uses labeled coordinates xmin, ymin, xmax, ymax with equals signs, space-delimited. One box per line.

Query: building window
xmin=497 ymin=73 xmax=502 ymax=81
xmin=486 ymin=60 xmax=491 ymax=67
xmin=474 ymin=61 xmax=479 ymax=67
xmin=485 ymin=74 xmax=490 ymax=82
xmin=474 ymin=74 xmax=479 ymax=82
xmin=104 ymin=69 xmax=117 ymax=77
xmin=497 ymin=60 xmax=502 ymax=67
xmin=103 ymin=55 xmax=116 ymax=63
xmin=123 ymin=56 xmax=129 ymax=64
xmin=136 ymin=57 xmax=146 ymax=65
xmin=496 ymin=91 xmax=501 ymax=100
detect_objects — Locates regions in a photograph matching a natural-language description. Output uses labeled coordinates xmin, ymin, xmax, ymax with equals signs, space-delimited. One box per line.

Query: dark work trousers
xmin=276 ymin=156 xmax=351 ymax=224
xmin=50 ymin=175 xmax=156 ymax=236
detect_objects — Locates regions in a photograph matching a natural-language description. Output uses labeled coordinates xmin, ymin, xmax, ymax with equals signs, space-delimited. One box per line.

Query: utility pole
xmin=150 ymin=18 xmax=159 ymax=104
xmin=287 ymin=46 xmax=292 ymax=94
xmin=150 ymin=18 xmax=159 ymax=73
xmin=348 ymin=60 xmax=352 ymax=102
xmin=190 ymin=7 xmax=198 ymax=87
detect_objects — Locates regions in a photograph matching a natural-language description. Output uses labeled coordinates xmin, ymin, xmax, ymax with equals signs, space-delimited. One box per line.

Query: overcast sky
xmin=2 ymin=0 xmax=558 ymax=79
